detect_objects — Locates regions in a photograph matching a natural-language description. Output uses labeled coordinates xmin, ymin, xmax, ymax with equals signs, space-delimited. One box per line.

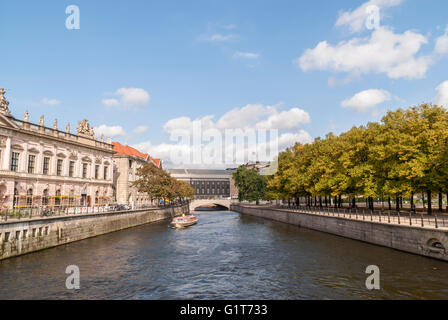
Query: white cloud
xmin=297 ymin=27 xmax=431 ymax=80
xmin=102 ymin=98 xmax=119 ymax=107
xmin=277 ymin=131 xmax=313 ymax=149
xmin=215 ymin=104 xmax=277 ymax=130
xmin=133 ymin=125 xmax=149 ymax=134
xmin=136 ymin=104 xmax=312 ymax=168
xmin=95 ymin=125 xmax=127 ymax=138
xmin=199 ymin=34 xmax=238 ymax=42
xmin=435 ymin=81 xmax=448 ymax=108
xmin=102 ymin=88 xmax=150 ymax=108
xmin=335 ymin=0 xmax=403 ymax=33
xmin=162 ymin=104 xmax=310 ymax=134
xmin=41 ymin=98 xmax=61 ymax=105
xmin=435 ymin=26 xmax=448 ymax=55
xmin=233 ymin=51 xmax=260 ymax=59
xmin=256 ymin=108 xmax=311 ymax=129
xmin=341 ymin=89 xmax=392 ymax=112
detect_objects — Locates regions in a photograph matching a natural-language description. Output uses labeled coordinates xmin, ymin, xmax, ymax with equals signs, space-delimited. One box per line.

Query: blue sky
xmin=1 ymin=0 xmax=448 ymax=166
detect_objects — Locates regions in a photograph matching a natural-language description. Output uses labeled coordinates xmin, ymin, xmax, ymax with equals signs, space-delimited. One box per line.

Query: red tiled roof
xmin=112 ymin=142 xmax=148 ymax=160
xmin=150 ymin=157 xmax=161 ymax=168
xmin=112 ymin=142 xmax=162 ymax=167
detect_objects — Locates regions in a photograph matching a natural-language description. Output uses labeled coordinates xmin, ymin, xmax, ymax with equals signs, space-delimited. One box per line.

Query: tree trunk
xmin=352 ymin=197 xmax=356 ymax=208
xmin=396 ymin=196 xmax=400 ymax=212
xmin=288 ymin=199 xmax=291 ymax=208
xmin=325 ymin=196 xmax=328 ymax=207
xmin=427 ymin=190 xmax=432 ymax=215
xmin=439 ymin=192 xmax=443 ymax=212
xmin=388 ymin=197 xmax=391 ymax=210
xmin=338 ymin=195 xmax=342 ymax=208
xmin=319 ymin=196 xmax=322 ymax=208
xmin=410 ymin=192 xmax=414 ymax=211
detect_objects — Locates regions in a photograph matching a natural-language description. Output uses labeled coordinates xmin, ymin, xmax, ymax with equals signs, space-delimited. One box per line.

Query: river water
xmin=0 ymin=211 xmax=447 ymax=300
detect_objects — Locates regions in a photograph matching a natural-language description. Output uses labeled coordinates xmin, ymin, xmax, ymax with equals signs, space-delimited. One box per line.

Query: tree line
xmin=266 ymin=104 xmax=448 ymax=215
xmin=132 ymin=163 xmax=195 ymax=204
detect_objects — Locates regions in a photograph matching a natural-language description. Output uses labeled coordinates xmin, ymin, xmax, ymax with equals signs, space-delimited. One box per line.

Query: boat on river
xmin=171 ymin=214 xmax=198 ymax=228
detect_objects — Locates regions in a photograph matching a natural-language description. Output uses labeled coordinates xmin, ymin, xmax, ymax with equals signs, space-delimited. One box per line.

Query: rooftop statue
xmin=0 ymin=88 xmax=11 ymax=116
xmin=77 ymin=119 xmax=95 ymax=138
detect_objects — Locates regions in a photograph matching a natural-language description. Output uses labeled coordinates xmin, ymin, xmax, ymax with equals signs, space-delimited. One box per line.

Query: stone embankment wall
xmin=0 ymin=205 xmax=188 ymax=260
xmin=231 ymin=204 xmax=448 ymax=261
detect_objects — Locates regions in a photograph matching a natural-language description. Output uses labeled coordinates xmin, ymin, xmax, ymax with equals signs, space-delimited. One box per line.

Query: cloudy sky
xmin=1 ymin=0 xmax=448 ymax=167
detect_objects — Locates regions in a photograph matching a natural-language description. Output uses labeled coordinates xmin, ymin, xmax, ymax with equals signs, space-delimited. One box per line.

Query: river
xmin=0 ymin=211 xmax=447 ymax=300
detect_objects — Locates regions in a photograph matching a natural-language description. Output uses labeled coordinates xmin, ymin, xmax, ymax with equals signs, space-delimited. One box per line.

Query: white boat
xmin=171 ymin=214 xmax=198 ymax=228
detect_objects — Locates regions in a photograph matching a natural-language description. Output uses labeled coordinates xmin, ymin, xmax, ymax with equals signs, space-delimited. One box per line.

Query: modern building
xmin=166 ymin=168 xmax=238 ymax=199
xmin=0 ymin=89 xmax=115 ymax=209
xmin=112 ymin=141 xmax=161 ymax=208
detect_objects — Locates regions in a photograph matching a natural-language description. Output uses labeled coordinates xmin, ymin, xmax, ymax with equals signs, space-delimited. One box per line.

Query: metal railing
xmin=272 ymin=204 xmax=448 ymax=229
xmin=0 ymin=202 xmax=187 ymax=223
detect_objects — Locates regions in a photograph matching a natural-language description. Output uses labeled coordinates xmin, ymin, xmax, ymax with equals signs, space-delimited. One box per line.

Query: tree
xmin=233 ymin=166 xmax=267 ymax=204
xmin=133 ymin=163 xmax=194 ymax=204
xmin=267 ymin=104 xmax=448 ymax=215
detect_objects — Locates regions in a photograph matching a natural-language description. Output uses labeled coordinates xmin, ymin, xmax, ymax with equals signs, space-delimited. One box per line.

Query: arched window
xmin=27 ymin=189 xmax=33 ymax=207
xmin=55 ymin=190 xmax=61 ymax=207
xmin=42 ymin=189 xmax=49 ymax=206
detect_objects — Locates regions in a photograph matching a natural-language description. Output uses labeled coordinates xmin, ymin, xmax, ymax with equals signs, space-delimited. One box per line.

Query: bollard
xmin=409 ymin=213 xmax=412 ymax=226
xmin=421 ymin=214 xmax=424 ymax=227
xmin=435 ymin=215 xmax=439 ymax=229
xmin=388 ymin=212 xmax=390 ymax=223
xmin=379 ymin=211 xmax=381 ymax=222
xmin=398 ymin=212 xmax=401 ymax=225
xmin=370 ymin=211 xmax=373 ymax=221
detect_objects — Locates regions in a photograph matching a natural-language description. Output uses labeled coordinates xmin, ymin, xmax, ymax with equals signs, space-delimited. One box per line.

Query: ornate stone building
xmin=112 ymin=142 xmax=161 ymax=208
xmin=0 ymin=89 xmax=115 ymax=209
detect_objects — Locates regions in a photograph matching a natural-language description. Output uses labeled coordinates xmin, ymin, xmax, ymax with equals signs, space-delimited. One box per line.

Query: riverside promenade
xmin=0 ymin=204 xmax=189 ymax=261
xmin=231 ymin=203 xmax=448 ymax=262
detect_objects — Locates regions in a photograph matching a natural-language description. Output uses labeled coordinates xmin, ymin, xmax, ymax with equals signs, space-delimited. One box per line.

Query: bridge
xmin=166 ymin=168 xmax=238 ymax=211
xmin=189 ymin=198 xmax=233 ymax=211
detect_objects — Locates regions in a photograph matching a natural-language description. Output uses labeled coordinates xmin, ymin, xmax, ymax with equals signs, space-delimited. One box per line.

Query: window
xmin=95 ymin=191 xmax=99 ymax=205
xmin=43 ymin=157 xmax=50 ymax=175
xmin=55 ymin=190 xmax=61 ymax=206
xmin=95 ymin=165 xmax=99 ymax=180
xmin=104 ymin=166 xmax=108 ymax=180
xmin=69 ymin=190 xmax=75 ymax=206
xmin=57 ymin=159 xmax=63 ymax=176
xmin=26 ymin=189 xmax=33 ymax=207
xmin=42 ymin=189 xmax=49 ymax=206
xmin=28 ymin=155 xmax=36 ymax=173
xmin=82 ymin=163 xmax=88 ymax=178
xmin=10 ymin=152 xmax=19 ymax=171
xmin=69 ymin=161 xmax=75 ymax=177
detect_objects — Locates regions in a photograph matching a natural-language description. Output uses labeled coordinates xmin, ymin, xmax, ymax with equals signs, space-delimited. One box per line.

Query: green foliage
xmin=132 ymin=164 xmax=195 ymax=202
xmin=233 ymin=167 xmax=267 ymax=203
xmin=267 ymin=104 xmax=448 ymax=212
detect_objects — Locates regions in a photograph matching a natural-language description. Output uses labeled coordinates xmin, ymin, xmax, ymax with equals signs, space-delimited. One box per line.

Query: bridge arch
xmin=190 ymin=199 xmax=232 ymax=211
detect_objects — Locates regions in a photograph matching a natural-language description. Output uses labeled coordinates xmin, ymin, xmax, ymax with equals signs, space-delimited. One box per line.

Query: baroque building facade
xmin=0 ymin=89 xmax=115 ymax=209
xmin=112 ymin=142 xmax=161 ymax=208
